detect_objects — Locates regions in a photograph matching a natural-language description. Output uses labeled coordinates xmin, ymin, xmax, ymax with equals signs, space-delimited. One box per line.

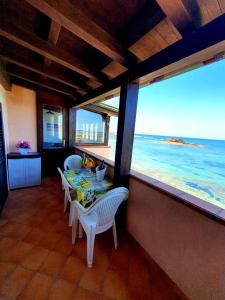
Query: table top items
xmin=81 ymin=153 xmax=96 ymax=168
xmin=64 ymin=168 xmax=113 ymax=208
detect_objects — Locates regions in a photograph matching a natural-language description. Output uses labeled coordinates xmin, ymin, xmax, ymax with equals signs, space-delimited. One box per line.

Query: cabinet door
xmin=8 ymin=159 xmax=26 ymax=189
xmin=25 ymin=158 xmax=41 ymax=187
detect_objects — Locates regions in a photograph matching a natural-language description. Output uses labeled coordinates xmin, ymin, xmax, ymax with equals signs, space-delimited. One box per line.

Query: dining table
xmin=63 ymin=168 xmax=113 ymax=208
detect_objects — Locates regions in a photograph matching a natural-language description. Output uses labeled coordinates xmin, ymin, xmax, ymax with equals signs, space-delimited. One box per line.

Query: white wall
xmin=6 ymin=84 xmax=37 ymax=152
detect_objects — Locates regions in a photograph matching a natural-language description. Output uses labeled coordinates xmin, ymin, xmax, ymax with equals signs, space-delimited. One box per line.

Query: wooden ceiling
xmin=0 ymin=0 xmax=225 ymax=105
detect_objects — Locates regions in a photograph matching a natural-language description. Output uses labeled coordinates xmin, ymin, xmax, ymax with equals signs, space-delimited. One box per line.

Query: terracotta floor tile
xmin=5 ymin=240 xmax=34 ymax=264
xmin=38 ymin=231 xmax=62 ymax=250
xmin=79 ymin=265 xmax=107 ymax=293
xmin=130 ymin=255 xmax=152 ymax=280
xmin=0 ymin=218 xmax=8 ymax=228
xmin=18 ymin=272 xmax=53 ymax=300
xmin=102 ymin=269 xmax=127 ymax=300
xmin=53 ymin=235 xmax=73 ymax=255
xmin=47 ymin=279 xmax=75 ymax=300
xmin=39 ymin=250 xmax=67 ymax=277
xmin=0 ymin=266 xmax=34 ymax=299
xmin=48 ymin=211 xmax=62 ymax=222
xmin=109 ymin=250 xmax=129 ymax=273
xmin=53 ymin=219 xmax=71 ymax=236
xmin=72 ymin=287 xmax=102 ymax=300
xmin=26 ymin=211 xmax=49 ymax=227
xmin=0 ymin=222 xmax=32 ymax=240
xmin=0 ymin=237 xmax=18 ymax=260
xmin=70 ymin=238 xmax=87 ymax=262
xmin=127 ymin=274 xmax=152 ymax=300
xmin=23 ymin=227 xmax=44 ymax=245
xmin=92 ymin=241 xmax=110 ymax=266
xmin=60 ymin=255 xmax=85 ymax=283
xmin=0 ymin=262 xmax=16 ymax=279
xmin=150 ymin=276 xmax=178 ymax=300
xmin=38 ymin=219 xmax=57 ymax=232
xmin=21 ymin=246 xmax=49 ymax=270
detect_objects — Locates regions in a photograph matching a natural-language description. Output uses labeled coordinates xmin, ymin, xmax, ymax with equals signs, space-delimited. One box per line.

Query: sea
xmin=108 ymin=134 xmax=225 ymax=209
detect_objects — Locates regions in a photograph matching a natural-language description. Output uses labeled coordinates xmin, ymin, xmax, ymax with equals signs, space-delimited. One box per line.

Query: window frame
xmin=72 ymin=108 xmax=110 ymax=147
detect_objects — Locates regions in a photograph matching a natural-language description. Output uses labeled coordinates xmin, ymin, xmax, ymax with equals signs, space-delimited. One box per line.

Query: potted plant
xmin=15 ymin=140 xmax=32 ymax=155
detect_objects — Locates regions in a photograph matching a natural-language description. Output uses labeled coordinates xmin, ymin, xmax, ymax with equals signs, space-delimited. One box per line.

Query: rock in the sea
xmin=165 ymin=137 xmax=186 ymax=144
xmin=163 ymin=137 xmax=202 ymax=147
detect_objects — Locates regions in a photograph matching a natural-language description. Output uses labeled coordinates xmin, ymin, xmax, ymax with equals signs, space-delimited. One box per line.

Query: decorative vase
xmin=18 ymin=148 xmax=29 ymax=155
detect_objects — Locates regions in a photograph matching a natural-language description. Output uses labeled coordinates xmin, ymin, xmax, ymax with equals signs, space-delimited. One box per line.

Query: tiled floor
xmin=0 ymin=177 xmax=183 ymax=300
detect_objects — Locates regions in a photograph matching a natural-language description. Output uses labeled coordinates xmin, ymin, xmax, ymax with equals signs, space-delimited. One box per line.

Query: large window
xmin=75 ymin=109 xmax=105 ymax=144
xmin=131 ymin=59 xmax=225 ymax=209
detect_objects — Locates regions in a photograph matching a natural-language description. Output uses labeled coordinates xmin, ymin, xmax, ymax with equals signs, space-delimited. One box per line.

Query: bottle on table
xmin=98 ymin=160 xmax=105 ymax=171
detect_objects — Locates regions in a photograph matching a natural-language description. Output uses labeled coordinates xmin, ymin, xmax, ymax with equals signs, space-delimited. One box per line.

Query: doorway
xmin=37 ymin=91 xmax=70 ymax=176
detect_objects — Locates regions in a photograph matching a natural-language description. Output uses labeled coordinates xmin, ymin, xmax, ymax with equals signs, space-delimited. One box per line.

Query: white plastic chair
xmin=71 ymin=187 xmax=129 ymax=267
xmin=57 ymin=167 xmax=76 ymax=226
xmin=64 ymin=155 xmax=82 ymax=171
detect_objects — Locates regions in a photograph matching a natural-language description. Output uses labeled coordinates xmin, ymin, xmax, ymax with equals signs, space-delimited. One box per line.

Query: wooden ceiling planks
xmin=155 ymin=0 xmax=196 ymax=35
xmin=101 ymin=62 xmax=127 ymax=79
xmin=0 ymin=38 xmax=89 ymax=94
xmin=25 ymin=0 xmax=129 ymax=66
xmin=218 ymin=0 xmax=225 ymax=11
xmin=0 ymin=0 xmax=225 ymax=103
xmin=129 ymin=18 xmax=181 ymax=61
xmin=197 ymin=0 xmax=224 ymax=25
xmin=0 ymin=19 xmax=98 ymax=80
xmin=86 ymin=79 xmax=102 ymax=89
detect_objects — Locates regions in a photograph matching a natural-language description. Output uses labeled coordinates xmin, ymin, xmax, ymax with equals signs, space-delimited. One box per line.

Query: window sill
xmin=74 ymin=146 xmax=225 ymax=224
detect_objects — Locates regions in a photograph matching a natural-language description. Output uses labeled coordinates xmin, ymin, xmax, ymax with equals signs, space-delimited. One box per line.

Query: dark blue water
xmin=109 ymin=134 xmax=225 ymax=208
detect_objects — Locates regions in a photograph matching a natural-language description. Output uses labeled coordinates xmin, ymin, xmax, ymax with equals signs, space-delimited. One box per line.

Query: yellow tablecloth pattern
xmin=64 ymin=169 xmax=113 ymax=207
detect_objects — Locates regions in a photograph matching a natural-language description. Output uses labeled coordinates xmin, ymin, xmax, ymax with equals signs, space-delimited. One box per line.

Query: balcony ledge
xmin=74 ymin=146 xmax=225 ymax=225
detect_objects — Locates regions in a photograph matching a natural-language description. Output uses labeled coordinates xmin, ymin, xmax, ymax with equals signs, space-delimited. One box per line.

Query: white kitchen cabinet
xmin=7 ymin=153 xmax=41 ymax=189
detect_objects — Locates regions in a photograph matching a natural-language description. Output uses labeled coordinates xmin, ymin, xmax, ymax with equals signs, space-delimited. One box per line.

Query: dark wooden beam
xmin=0 ymin=19 xmax=98 ymax=80
xmin=114 ymin=78 xmax=139 ymax=187
xmin=0 ymin=45 xmax=89 ymax=93
xmin=155 ymin=0 xmax=197 ymax=35
xmin=25 ymin=0 xmax=129 ymax=66
xmin=75 ymin=13 xmax=225 ymax=107
xmin=6 ymin=64 xmax=76 ymax=98
xmin=44 ymin=20 xmax=61 ymax=67
xmin=0 ymin=57 xmax=11 ymax=91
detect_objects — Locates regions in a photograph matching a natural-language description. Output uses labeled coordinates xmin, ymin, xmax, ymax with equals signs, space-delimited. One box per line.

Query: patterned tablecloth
xmin=64 ymin=169 xmax=113 ymax=207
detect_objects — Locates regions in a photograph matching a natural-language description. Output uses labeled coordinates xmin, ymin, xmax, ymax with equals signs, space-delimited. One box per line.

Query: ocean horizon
xmin=108 ymin=133 xmax=225 ymax=209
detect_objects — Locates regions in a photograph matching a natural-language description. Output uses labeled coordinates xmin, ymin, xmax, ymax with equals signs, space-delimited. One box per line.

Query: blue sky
xmin=105 ymin=59 xmax=225 ymax=140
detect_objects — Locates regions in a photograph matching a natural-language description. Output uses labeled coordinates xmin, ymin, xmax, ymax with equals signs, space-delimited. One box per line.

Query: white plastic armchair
xmin=71 ymin=187 xmax=129 ymax=267
xmin=57 ymin=167 xmax=76 ymax=226
xmin=64 ymin=155 xmax=82 ymax=171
